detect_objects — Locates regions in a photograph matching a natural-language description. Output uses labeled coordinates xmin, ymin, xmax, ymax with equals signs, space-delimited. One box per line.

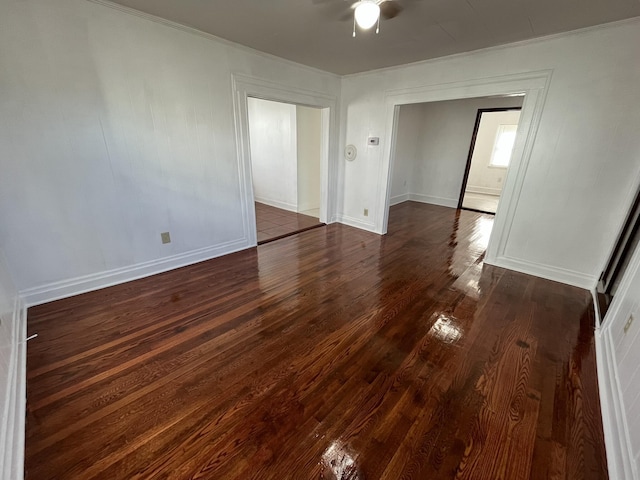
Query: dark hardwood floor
xmin=255 ymin=202 xmax=323 ymax=244
xmin=25 ymin=202 xmax=607 ymax=479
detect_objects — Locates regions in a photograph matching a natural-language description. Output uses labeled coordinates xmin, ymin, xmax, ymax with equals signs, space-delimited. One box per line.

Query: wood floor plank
xmin=25 ymin=202 xmax=608 ymax=479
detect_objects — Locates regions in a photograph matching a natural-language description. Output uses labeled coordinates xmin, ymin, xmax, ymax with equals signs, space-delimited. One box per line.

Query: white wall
xmin=389 ymin=104 xmax=422 ymax=204
xmin=296 ymin=105 xmax=322 ymax=214
xmin=390 ymin=97 xmax=524 ymax=208
xmin=339 ymin=19 xmax=640 ymax=285
xmin=467 ymin=110 xmax=522 ymax=195
xmin=248 ymin=98 xmax=298 ymax=211
xmin=0 ymin=247 xmax=25 ymax=480
xmin=0 ymin=0 xmax=340 ymax=303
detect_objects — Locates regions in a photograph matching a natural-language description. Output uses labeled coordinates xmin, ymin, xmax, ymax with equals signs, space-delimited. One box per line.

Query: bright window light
xmin=490 ymin=124 xmax=518 ymax=167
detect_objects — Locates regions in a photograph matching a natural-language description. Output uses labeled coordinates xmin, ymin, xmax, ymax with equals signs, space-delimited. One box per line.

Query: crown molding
xmin=343 ymin=16 xmax=640 ymax=79
xmin=84 ymin=0 xmax=341 ymax=80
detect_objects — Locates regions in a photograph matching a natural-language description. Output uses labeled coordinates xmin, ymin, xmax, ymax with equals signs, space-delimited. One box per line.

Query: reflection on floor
xmin=462 ymin=192 xmax=500 ymax=214
xmin=25 ymin=201 xmax=607 ymax=479
xmin=256 ymin=202 xmax=323 ymax=244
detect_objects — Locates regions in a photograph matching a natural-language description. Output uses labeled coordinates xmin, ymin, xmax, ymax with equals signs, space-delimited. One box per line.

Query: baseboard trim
xmin=20 ymin=238 xmax=251 ymax=307
xmin=596 ymin=328 xmax=637 ymax=480
xmin=487 ymin=255 xmax=595 ymax=289
xmin=390 ymin=194 xmax=410 ymax=206
xmin=255 ymin=198 xmax=298 ymax=213
xmin=409 ymin=193 xmax=458 ymax=209
xmin=390 ymin=193 xmax=459 ymax=209
xmin=466 ymin=186 xmax=502 ymax=196
xmin=334 ymin=214 xmax=377 ymax=233
xmin=297 ymin=203 xmax=320 ymax=213
xmin=0 ymin=297 xmax=26 ymax=480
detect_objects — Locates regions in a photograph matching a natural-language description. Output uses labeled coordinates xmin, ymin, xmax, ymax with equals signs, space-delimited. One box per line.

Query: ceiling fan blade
xmin=380 ymin=1 xmax=403 ymax=19
xmin=313 ymin=0 xmax=356 ymax=21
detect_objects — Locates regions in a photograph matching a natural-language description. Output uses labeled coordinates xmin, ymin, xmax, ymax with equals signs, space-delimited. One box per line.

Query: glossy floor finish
xmin=461 ymin=192 xmax=500 ymax=214
xmin=25 ymin=202 xmax=607 ymax=479
xmin=255 ymin=202 xmax=323 ymax=244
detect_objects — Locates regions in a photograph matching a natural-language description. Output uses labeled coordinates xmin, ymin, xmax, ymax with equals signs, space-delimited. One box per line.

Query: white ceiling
xmin=103 ymin=0 xmax=640 ymax=75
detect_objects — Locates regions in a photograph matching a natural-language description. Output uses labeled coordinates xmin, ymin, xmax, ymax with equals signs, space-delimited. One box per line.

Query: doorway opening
xmin=459 ymin=107 xmax=522 ymax=215
xmin=378 ymin=70 xmax=551 ymax=267
xmin=387 ymin=95 xmax=524 ymax=244
xmin=247 ymin=97 xmax=326 ymax=244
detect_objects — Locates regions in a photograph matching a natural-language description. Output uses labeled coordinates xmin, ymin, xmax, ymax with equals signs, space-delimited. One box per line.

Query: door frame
xmin=457 ymin=107 xmax=523 ymax=214
xmin=231 ymin=73 xmax=338 ymax=246
xmin=378 ymin=70 xmax=552 ymax=266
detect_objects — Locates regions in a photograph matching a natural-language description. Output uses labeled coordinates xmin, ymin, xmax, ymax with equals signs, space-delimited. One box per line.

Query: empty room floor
xmin=255 ymin=202 xmax=323 ymax=244
xmin=25 ymin=202 xmax=607 ymax=479
xmin=462 ymin=192 xmax=500 ymax=214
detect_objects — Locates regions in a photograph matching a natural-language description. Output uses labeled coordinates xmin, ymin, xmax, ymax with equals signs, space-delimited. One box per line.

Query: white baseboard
xmin=596 ymin=328 xmax=637 ymax=480
xmin=334 ymin=214 xmax=377 ymax=233
xmin=390 ymin=193 xmax=458 ymax=209
xmin=20 ymin=238 xmax=251 ymax=307
xmin=390 ymin=193 xmax=410 ymax=206
xmin=297 ymin=202 xmax=320 ymax=213
xmin=0 ymin=297 xmax=26 ymax=480
xmin=408 ymin=193 xmax=458 ymax=209
xmin=255 ymin=197 xmax=298 ymax=213
xmin=466 ymin=185 xmax=502 ymax=196
xmin=487 ymin=255 xmax=596 ymax=289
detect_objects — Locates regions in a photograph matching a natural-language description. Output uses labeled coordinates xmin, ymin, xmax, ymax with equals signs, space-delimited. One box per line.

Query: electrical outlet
xmin=364 ymin=209 xmax=369 ymax=217
xmin=161 ymin=232 xmax=171 ymax=244
xmin=624 ymin=314 xmax=634 ymax=334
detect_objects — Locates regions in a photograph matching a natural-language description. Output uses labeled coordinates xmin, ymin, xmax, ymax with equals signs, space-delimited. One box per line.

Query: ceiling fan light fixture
xmin=354 ymin=1 xmax=380 ymax=30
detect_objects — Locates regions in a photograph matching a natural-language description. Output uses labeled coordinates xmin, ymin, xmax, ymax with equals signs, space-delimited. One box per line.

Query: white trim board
xmin=254 ymin=198 xmax=298 ymax=213
xmin=333 ymin=214 xmax=377 ymax=233
xmin=465 ymin=186 xmax=502 ymax=196
xmin=597 ymin=205 xmax=640 ymax=480
xmin=20 ymin=238 xmax=250 ymax=307
xmin=231 ymin=73 xmax=340 ymax=246
xmin=488 ymin=255 xmax=595 ymax=290
xmin=408 ymin=194 xmax=459 ymax=209
xmin=379 ymin=70 xmax=554 ymax=277
xmin=390 ymin=194 xmax=410 ymax=206
xmin=596 ymin=327 xmax=638 ymax=480
xmin=0 ymin=297 xmax=26 ymax=480
xmin=390 ymin=194 xmax=458 ymax=209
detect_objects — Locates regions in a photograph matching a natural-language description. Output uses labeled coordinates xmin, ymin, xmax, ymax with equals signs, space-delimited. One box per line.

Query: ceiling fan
xmin=351 ymin=0 xmax=403 ymax=36
xmin=314 ymin=0 xmax=405 ymax=36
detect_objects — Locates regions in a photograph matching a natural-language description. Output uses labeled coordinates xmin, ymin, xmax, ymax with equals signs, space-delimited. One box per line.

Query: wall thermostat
xmin=345 ymin=144 xmax=357 ymax=161
xmin=368 ymin=137 xmax=380 ymax=146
